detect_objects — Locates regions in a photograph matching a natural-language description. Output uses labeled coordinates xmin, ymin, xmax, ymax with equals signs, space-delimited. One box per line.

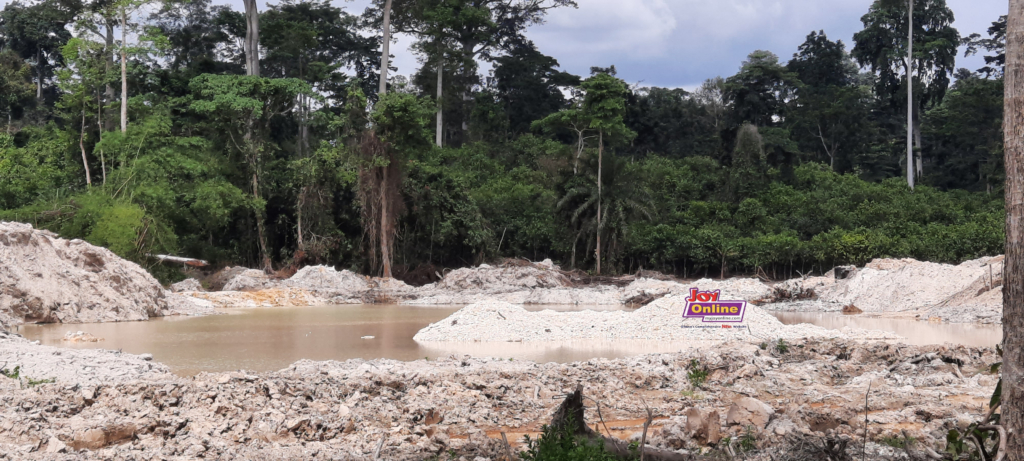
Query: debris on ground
xmin=0 ymin=336 xmax=1000 ymax=460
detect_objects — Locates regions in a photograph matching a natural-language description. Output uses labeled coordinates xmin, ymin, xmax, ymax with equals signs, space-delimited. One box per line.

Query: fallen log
xmin=148 ymin=254 xmax=209 ymax=267
xmin=549 ymin=384 xmax=698 ymax=461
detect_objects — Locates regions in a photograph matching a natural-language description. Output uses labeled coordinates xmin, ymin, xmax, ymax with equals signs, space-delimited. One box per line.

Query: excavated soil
xmin=0 ymin=337 xmax=1000 ymax=460
xmin=0 ymin=222 xmax=171 ymax=329
xmin=771 ymin=257 xmax=1004 ymax=324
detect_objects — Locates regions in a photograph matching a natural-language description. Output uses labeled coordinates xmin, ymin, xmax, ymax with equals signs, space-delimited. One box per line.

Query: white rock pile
xmin=413 ymin=297 xmax=878 ymax=343
xmin=772 ymin=256 xmax=1004 ymax=323
xmin=0 ymin=221 xmax=169 ymax=326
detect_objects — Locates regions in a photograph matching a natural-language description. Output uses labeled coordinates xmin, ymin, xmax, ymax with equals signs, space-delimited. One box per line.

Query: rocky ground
xmin=0 ymin=334 xmax=1000 ymax=460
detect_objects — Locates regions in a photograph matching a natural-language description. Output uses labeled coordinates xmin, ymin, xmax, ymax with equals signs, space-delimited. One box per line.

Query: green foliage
xmin=0 ymin=365 xmax=21 ymax=379
xmin=26 ymin=377 xmax=55 ymax=387
xmin=686 ymin=359 xmax=709 ymax=389
xmin=519 ymin=414 xmax=619 ymax=461
xmin=881 ymin=435 xmax=916 ymax=449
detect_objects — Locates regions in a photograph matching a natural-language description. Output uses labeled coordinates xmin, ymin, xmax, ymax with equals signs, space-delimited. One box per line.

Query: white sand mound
xmin=285 ymin=265 xmax=369 ymax=295
xmin=0 ymin=221 xmax=169 ymax=327
xmin=222 ymin=269 xmax=275 ymax=291
xmin=772 ymin=256 xmax=1004 ymax=323
xmin=434 ymin=261 xmax=570 ymax=291
xmin=413 ymin=298 xmax=873 ymax=343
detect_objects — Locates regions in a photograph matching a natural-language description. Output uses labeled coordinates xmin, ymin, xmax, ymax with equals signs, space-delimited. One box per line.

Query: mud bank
xmin=0 ymin=337 xmax=1000 ymax=460
xmin=772 ymin=256 xmax=1004 ymax=323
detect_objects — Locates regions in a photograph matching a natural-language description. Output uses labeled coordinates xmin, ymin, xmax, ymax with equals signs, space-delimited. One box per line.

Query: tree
xmin=0 ymin=50 xmax=34 ymax=131
xmin=492 ymin=42 xmax=579 ymax=135
xmin=359 ymin=91 xmax=434 ymax=278
xmin=581 ymin=71 xmax=634 ymax=275
xmin=965 ymin=15 xmax=1007 ymax=78
xmin=724 ymin=50 xmax=799 ymax=128
xmin=558 ymin=153 xmax=653 ymax=273
xmin=787 ymin=31 xmax=874 ymax=172
xmin=242 ymin=0 xmax=259 ymax=76
xmin=1003 ymin=2 xmax=1024 ymax=460
xmin=189 ymin=74 xmax=314 ymax=270
xmin=853 ymin=0 xmax=960 ymax=183
xmin=0 ymin=0 xmax=75 ymax=101
xmin=367 ymin=0 xmax=576 ymax=141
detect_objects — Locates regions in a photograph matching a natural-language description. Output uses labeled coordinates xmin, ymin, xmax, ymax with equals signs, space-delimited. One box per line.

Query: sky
xmin=2 ymin=0 xmax=1006 ymax=88
xmin=341 ymin=0 xmax=1008 ymax=89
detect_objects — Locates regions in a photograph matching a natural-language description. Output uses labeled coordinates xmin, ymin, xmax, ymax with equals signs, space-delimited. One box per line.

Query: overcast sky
xmin=5 ymin=0 xmax=1004 ymax=88
xmin=348 ymin=0 xmax=1006 ymax=89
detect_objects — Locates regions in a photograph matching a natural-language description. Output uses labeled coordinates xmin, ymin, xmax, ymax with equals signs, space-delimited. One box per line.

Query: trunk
xmin=380 ymin=164 xmax=393 ymax=278
xmin=906 ymin=0 xmax=915 ymax=190
xmin=436 ymin=55 xmax=443 ymax=147
xmin=120 ymin=8 xmax=128 ymax=133
xmin=100 ymin=150 xmax=106 ymax=185
xmin=1002 ymin=2 xmax=1024 ymax=459
xmin=254 ymin=170 xmax=272 ymax=272
xmin=913 ymin=111 xmax=923 ymax=176
xmin=96 ymin=92 xmax=104 ymax=184
xmin=243 ymin=0 xmax=260 ymax=77
xmin=297 ymin=186 xmax=306 ymax=251
xmin=79 ymin=110 xmax=91 ymax=186
xmin=721 ymin=253 xmax=726 ymax=280
xmin=35 ymin=49 xmax=42 ymax=100
xmin=596 ymin=130 xmax=603 ymax=275
xmin=378 ymin=0 xmax=394 ymax=96
xmin=104 ymin=21 xmax=115 ymax=131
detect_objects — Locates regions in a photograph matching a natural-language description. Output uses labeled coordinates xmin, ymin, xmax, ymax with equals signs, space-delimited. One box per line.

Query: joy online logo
xmin=682 ymin=288 xmax=747 ymax=323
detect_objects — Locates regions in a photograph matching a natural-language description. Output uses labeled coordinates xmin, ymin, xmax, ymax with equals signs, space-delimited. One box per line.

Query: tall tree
xmin=492 ymin=42 xmax=579 ymax=135
xmin=190 ymin=75 xmax=314 ymax=270
xmin=787 ymin=31 xmax=874 ymax=172
xmin=1004 ymin=2 xmax=1024 ymax=460
xmin=581 ymin=71 xmax=633 ymax=275
xmin=966 ymin=15 xmax=1008 ymax=78
xmin=242 ymin=0 xmax=259 ymax=76
xmin=0 ymin=50 xmax=35 ymax=131
xmin=368 ymin=0 xmax=576 ymax=142
xmin=0 ymin=0 xmax=75 ymax=101
xmin=724 ymin=50 xmax=799 ymax=128
xmin=853 ymin=0 xmax=960 ymax=183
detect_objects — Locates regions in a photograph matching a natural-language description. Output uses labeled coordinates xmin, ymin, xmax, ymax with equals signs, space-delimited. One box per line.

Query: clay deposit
xmin=0 ymin=337 xmax=1001 ymax=460
xmin=413 ymin=299 xmax=900 ymax=343
xmin=0 ymin=222 xmax=171 ymax=328
xmin=771 ymin=256 xmax=1004 ymax=323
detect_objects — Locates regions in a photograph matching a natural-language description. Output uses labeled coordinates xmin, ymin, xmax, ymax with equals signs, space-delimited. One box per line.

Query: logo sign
xmin=683 ymin=288 xmax=747 ymax=323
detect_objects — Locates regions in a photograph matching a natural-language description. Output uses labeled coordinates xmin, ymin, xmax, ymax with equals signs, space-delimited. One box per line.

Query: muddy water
xmin=773 ymin=312 xmax=1003 ymax=348
xmin=21 ymin=304 xmax=699 ymax=376
xmin=18 ymin=305 xmax=1003 ymax=376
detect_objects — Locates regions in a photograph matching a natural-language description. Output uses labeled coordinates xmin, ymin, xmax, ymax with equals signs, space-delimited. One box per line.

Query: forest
xmin=0 ymin=0 xmax=1009 ymax=283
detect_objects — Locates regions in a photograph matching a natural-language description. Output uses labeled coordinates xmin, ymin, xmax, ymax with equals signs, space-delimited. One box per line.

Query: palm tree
xmin=558 ymin=153 xmax=653 ymax=273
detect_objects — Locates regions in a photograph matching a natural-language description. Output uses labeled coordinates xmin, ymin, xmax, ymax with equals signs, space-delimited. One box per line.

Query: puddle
xmin=15 ymin=305 xmax=1002 ymax=376
xmin=771 ymin=312 xmax=1002 ymax=348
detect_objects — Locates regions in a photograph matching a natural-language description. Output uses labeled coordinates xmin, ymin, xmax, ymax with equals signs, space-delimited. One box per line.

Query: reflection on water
xmin=16 ymin=305 xmax=1003 ymax=377
xmin=771 ymin=312 xmax=1003 ymax=348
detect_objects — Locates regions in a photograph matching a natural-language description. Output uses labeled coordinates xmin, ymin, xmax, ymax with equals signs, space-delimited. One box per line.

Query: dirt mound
xmin=412 ymin=297 xmax=891 ymax=343
xmin=222 ymin=269 xmax=277 ymax=291
xmin=434 ymin=260 xmax=570 ymax=291
xmin=169 ymin=278 xmax=203 ymax=292
xmin=0 ymin=221 xmax=168 ymax=326
xmin=284 ymin=265 xmax=369 ymax=296
xmin=772 ymin=257 xmax=1005 ymax=323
